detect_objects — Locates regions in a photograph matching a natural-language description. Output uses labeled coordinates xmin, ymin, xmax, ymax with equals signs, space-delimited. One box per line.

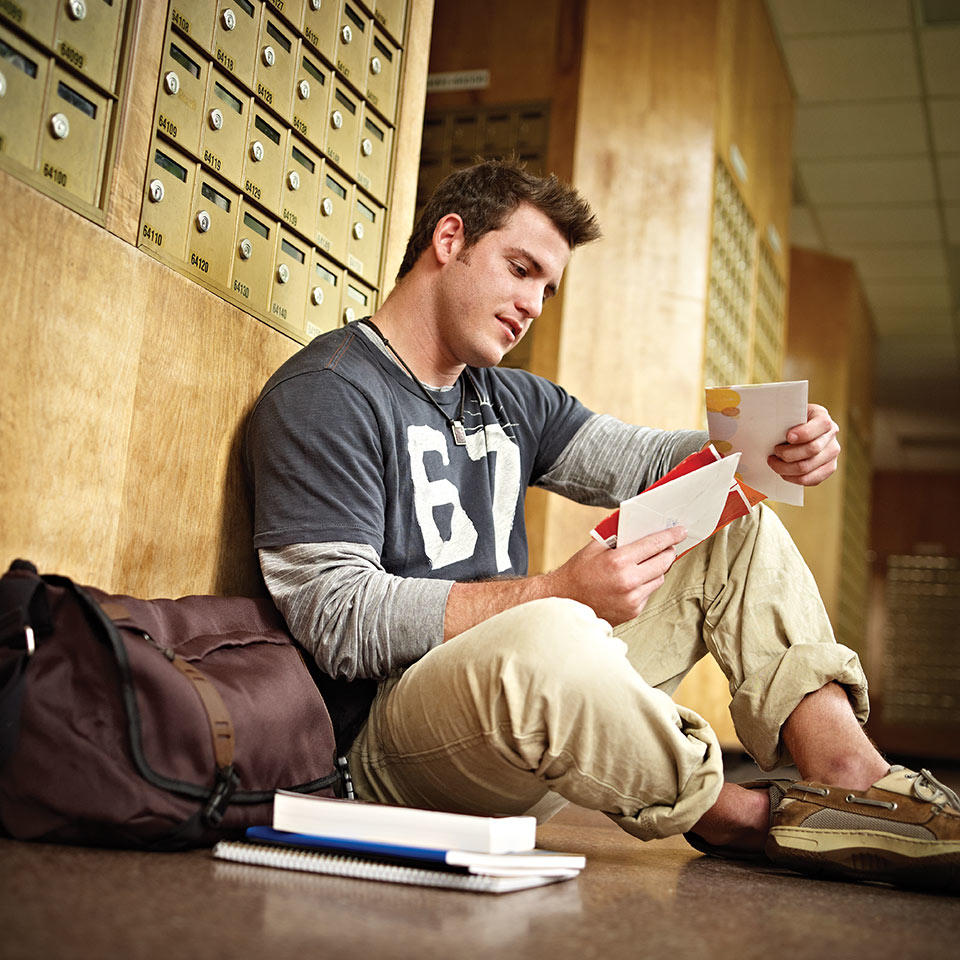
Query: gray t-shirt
xmin=246 ymin=321 xmax=593 ymax=582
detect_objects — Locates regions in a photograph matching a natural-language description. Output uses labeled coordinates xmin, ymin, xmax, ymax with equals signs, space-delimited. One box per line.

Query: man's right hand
xmin=546 ymin=526 xmax=687 ymax=626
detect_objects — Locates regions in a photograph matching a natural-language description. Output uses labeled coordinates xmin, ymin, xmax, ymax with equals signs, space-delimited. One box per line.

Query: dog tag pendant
xmin=451 ymin=420 xmax=467 ymax=446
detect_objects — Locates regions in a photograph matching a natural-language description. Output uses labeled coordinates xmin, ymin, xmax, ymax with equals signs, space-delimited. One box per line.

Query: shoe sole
xmin=768 ymin=827 xmax=960 ymax=891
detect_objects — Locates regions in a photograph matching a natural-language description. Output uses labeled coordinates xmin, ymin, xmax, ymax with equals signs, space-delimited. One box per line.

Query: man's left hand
xmin=768 ymin=403 xmax=841 ymax=487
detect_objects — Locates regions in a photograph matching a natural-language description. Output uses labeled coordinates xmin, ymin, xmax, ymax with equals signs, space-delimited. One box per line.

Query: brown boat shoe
xmin=765 ymin=766 xmax=960 ymax=892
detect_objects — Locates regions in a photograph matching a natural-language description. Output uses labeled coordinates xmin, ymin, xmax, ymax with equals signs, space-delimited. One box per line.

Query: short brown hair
xmin=397 ymin=159 xmax=601 ymax=279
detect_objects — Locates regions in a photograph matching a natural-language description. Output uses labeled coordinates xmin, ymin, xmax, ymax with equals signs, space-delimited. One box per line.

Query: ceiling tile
xmin=765 ymin=0 xmax=912 ymax=35
xmin=783 ymin=33 xmax=920 ymax=101
xmin=798 ymin=157 xmax=937 ymax=204
xmin=841 ymin=245 xmax=949 ymax=279
xmin=930 ymin=99 xmax=960 ymax=152
xmin=863 ymin=278 xmax=954 ymax=310
xmin=945 ymin=202 xmax=960 ymax=242
xmin=938 ymin=155 xmax=960 ymax=200
xmin=920 ymin=26 xmax=960 ymax=94
xmin=788 ymin=205 xmax=824 ymax=248
xmin=868 ymin=307 xmax=954 ymax=337
xmin=819 ymin=204 xmax=942 ymax=245
xmin=794 ymin=102 xmax=928 ymax=158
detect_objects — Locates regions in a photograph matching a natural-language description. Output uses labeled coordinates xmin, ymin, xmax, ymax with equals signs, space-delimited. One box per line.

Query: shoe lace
xmin=905 ymin=768 xmax=960 ymax=810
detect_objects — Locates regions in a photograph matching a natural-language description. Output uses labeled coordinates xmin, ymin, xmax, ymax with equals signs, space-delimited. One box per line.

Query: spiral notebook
xmin=213 ymin=840 xmax=577 ymax=893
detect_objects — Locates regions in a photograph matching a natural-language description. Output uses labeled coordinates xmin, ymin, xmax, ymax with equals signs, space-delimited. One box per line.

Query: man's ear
xmin=432 ymin=213 xmax=465 ymax=265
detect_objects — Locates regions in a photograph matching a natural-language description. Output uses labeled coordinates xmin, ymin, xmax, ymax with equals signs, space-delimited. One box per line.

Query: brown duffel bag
xmin=0 ymin=560 xmax=343 ymax=849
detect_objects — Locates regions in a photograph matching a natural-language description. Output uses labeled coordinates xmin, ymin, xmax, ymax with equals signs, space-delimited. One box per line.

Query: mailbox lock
xmin=341 ymin=25 xmax=352 ymax=44
xmin=298 ymin=79 xmax=311 ymax=100
xmin=343 ymin=306 xmax=356 ymax=324
xmin=163 ymin=71 xmax=180 ymax=96
xmin=352 ymin=222 xmax=364 ymax=240
xmin=0 ymin=72 xmax=6 ymax=99
xmin=49 ymin=113 xmax=70 ymax=140
xmin=67 ymin=0 xmax=87 ymax=21
xmin=287 ymin=171 xmax=301 ymax=191
xmin=321 ymin=197 xmax=334 ymax=217
xmin=277 ymin=263 xmax=291 ymax=284
xmin=250 ymin=140 xmax=265 ymax=162
xmin=361 ymin=138 xmax=373 ymax=157
xmin=309 ymin=0 xmax=322 ymax=10
xmin=311 ymin=286 xmax=324 ymax=306
xmin=148 ymin=179 xmax=165 ymax=203
xmin=208 ymin=108 xmax=224 ymax=131
xmin=370 ymin=56 xmax=382 ymax=76
xmin=262 ymin=46 xmax=276 ymax=68
xmin=331 ymin=110 xmax=343 ymax=130
xmin=221 ymin=8 xmax=237 ymax=31
xmin=238 ymin=238 xmax=253 ymax=260
xmin=196 ymin=210 xmax=211 ymax=233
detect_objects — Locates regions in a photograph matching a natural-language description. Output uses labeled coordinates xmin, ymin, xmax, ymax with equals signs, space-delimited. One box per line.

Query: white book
xmin=272 ymin=792 xmax=537 ymax=855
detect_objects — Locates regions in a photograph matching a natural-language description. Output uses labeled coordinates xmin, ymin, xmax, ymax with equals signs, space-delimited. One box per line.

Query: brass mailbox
xmin=335 ymin=2 xmax=369 ymax=87
xmin=270 ymin=227 xmax=310 ymax=335
xmin=300 ymin=0 xmax=338 ymax=67
xmin=242 ymin=105 xmax=287 ymax=215
xmin=315 ymin=161 xmax=350 ymax=262
xmin=139 ymin=141 xmax=196 ymax=263
xmin=154 ymin=36 xmax=208 ymax=157
xmin=0 ymin=27 xmax=48 ymax=174
xmin=199 ymin=70 xmax=247 ymax=188
xmin=355 ymin=105 xmax=391 ymax=204
xmin=340 ymin=273 xmax=374 ymax=325
xmin=5 ymin=0 xmax=58 ymax=50
xmin=254 ymin=10 xmax=297 ymax=120
xmin=365 ymin=26 xmax=399 ymax=125
xmin=169 ymin=0 xmax=217 ymax=52
xmin=53 ymin=0 xmax=127 ymax=92
xmin=39 ymin=67 xmax=110 ymax=207
xmin=373 ymin=0 xmax=405 ymax=44
xmin=230 ymin=201 xmax=276 ymax=314
xmin=187 ymin=172 xmax=239 ymax=290
xmin=346 ymin=191 xmax=383 ymax=285
xmin=281 ymin=138 xmax=321 ymax=241
xmin=263 ymin=0 xmax=303 ymax=31
xmin=212 ymin=0 xmax=259 ymax=88
xmin=324 ymin=80 xmax=360 ymax=178
xmin=290 ymin=47 xmax=329 ymax=151
xmin=305 ymin=250 xmax=343 ymax=339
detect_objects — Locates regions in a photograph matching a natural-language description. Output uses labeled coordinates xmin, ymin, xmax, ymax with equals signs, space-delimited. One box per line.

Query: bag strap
xmin=169 ymin=656 xmax=235 ymax=771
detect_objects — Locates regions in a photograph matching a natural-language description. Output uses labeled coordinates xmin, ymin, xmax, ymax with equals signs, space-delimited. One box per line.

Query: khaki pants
xmin=347 ymin=504 xmax=869 ymax=840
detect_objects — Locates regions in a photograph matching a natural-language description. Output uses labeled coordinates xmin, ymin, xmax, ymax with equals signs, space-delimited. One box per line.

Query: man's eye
xmin=511 ymin=262 xmax=527 ymax=277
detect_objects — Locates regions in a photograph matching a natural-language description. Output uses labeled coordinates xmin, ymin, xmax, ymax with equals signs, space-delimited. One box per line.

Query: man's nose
xmin=518 ymin=288 xmax=544 ymax=320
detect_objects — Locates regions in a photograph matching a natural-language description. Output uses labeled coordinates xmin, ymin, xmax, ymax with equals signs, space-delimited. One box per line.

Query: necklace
xmin=359 ymin=318 xmax=476 ymax=446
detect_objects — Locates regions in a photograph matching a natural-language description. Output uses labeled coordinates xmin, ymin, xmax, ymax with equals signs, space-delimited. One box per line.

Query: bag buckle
xmin=202 ymin=766 xmax=240 ymax=826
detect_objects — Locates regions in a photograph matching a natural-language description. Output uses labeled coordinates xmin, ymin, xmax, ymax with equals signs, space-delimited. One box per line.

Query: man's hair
xmin=396 ymin=159 xmax=601 ymax=279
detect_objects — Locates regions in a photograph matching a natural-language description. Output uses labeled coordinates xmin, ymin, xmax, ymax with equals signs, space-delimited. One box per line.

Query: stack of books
xmin=212 ymin=791 xmax=586 ymax=894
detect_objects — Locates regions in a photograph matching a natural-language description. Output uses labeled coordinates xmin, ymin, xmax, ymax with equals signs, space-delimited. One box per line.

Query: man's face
xmin=435 ymin=202 xmax=572 ymax=370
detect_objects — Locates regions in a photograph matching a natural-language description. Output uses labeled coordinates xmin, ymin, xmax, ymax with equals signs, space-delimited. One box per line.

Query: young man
xmin=245 ymin=161 xmax=959 ymax=890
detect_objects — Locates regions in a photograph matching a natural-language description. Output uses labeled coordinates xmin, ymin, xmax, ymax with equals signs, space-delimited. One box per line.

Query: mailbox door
xmin=212 ymin=0 xmax=259 ymax=88
xmin=346 ymin=191 xmax=383 ymax=285
xmin=290 ymin=47 xmax=329 ymax=151
xmin=254 ymin=10 xmax=297 ymax=120
xmin=242 ymin=105 xmax=287 ymax=215
xmin=324 ymin=80 xmax=359 ymax=177
xmin=270 ymin=227 xmax=310 ymax=335
xmin=305 ymin=250 xmax=343 ymax=339
xmin=53 ymin=0 xmax=127 ymax=92
xmin=0 ymin=27 xmax=48 ymax=173
xmin=334 ymin=2 xmax=368 ymax=87
xmin=199 ymin=70 xmax=247 ymax=188
xmin=365 ymin=26 xmax=399 ymax=125
xmin=154 ymin=35 xmax=208 ymax=157
xmin=230 ymin=202 xmax=276 ymax=315
xmin=187 ymin=173 xmax=239 ymax=289
xmin=301 ymin=0 xmax=339 ymax=68
xmin=9 ymin=0 xmax=58 ymax=50
xmin=355 ymin=104 xmax=391 ymax=204
xmin=39 ymin=67 xmax=110 ymax=206
xmin=340 ymin=273 xmax=374 ymax=325
xmin=169 ymin=0 xmax=217 ymax=52
xmin=139 ymin=141 xmax=197 ymax=263
xmin=281 ymin=138 xmax=321 ymax=241
xmin=373 ymin=0 xmax=405 ymax=44
xmin=315 ymin=161 xmax=350 ymax=262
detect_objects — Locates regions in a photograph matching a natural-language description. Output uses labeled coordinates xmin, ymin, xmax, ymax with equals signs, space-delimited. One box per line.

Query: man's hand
xmin=547 ymin=525 xmax=687 ymax=627
xmin=768 ymin=403 xmax=840 ymax=488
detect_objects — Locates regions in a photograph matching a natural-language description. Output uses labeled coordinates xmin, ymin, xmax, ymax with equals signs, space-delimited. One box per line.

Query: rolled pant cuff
xmin=729 ymin=641 xmax=870 ymax=771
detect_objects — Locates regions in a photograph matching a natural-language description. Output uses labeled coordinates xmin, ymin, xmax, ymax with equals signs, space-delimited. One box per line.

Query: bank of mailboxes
xmin=138 ymin=0 xmax=406 ymax=342
xmin=0 ymin=1 xmax=127 ymax=211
